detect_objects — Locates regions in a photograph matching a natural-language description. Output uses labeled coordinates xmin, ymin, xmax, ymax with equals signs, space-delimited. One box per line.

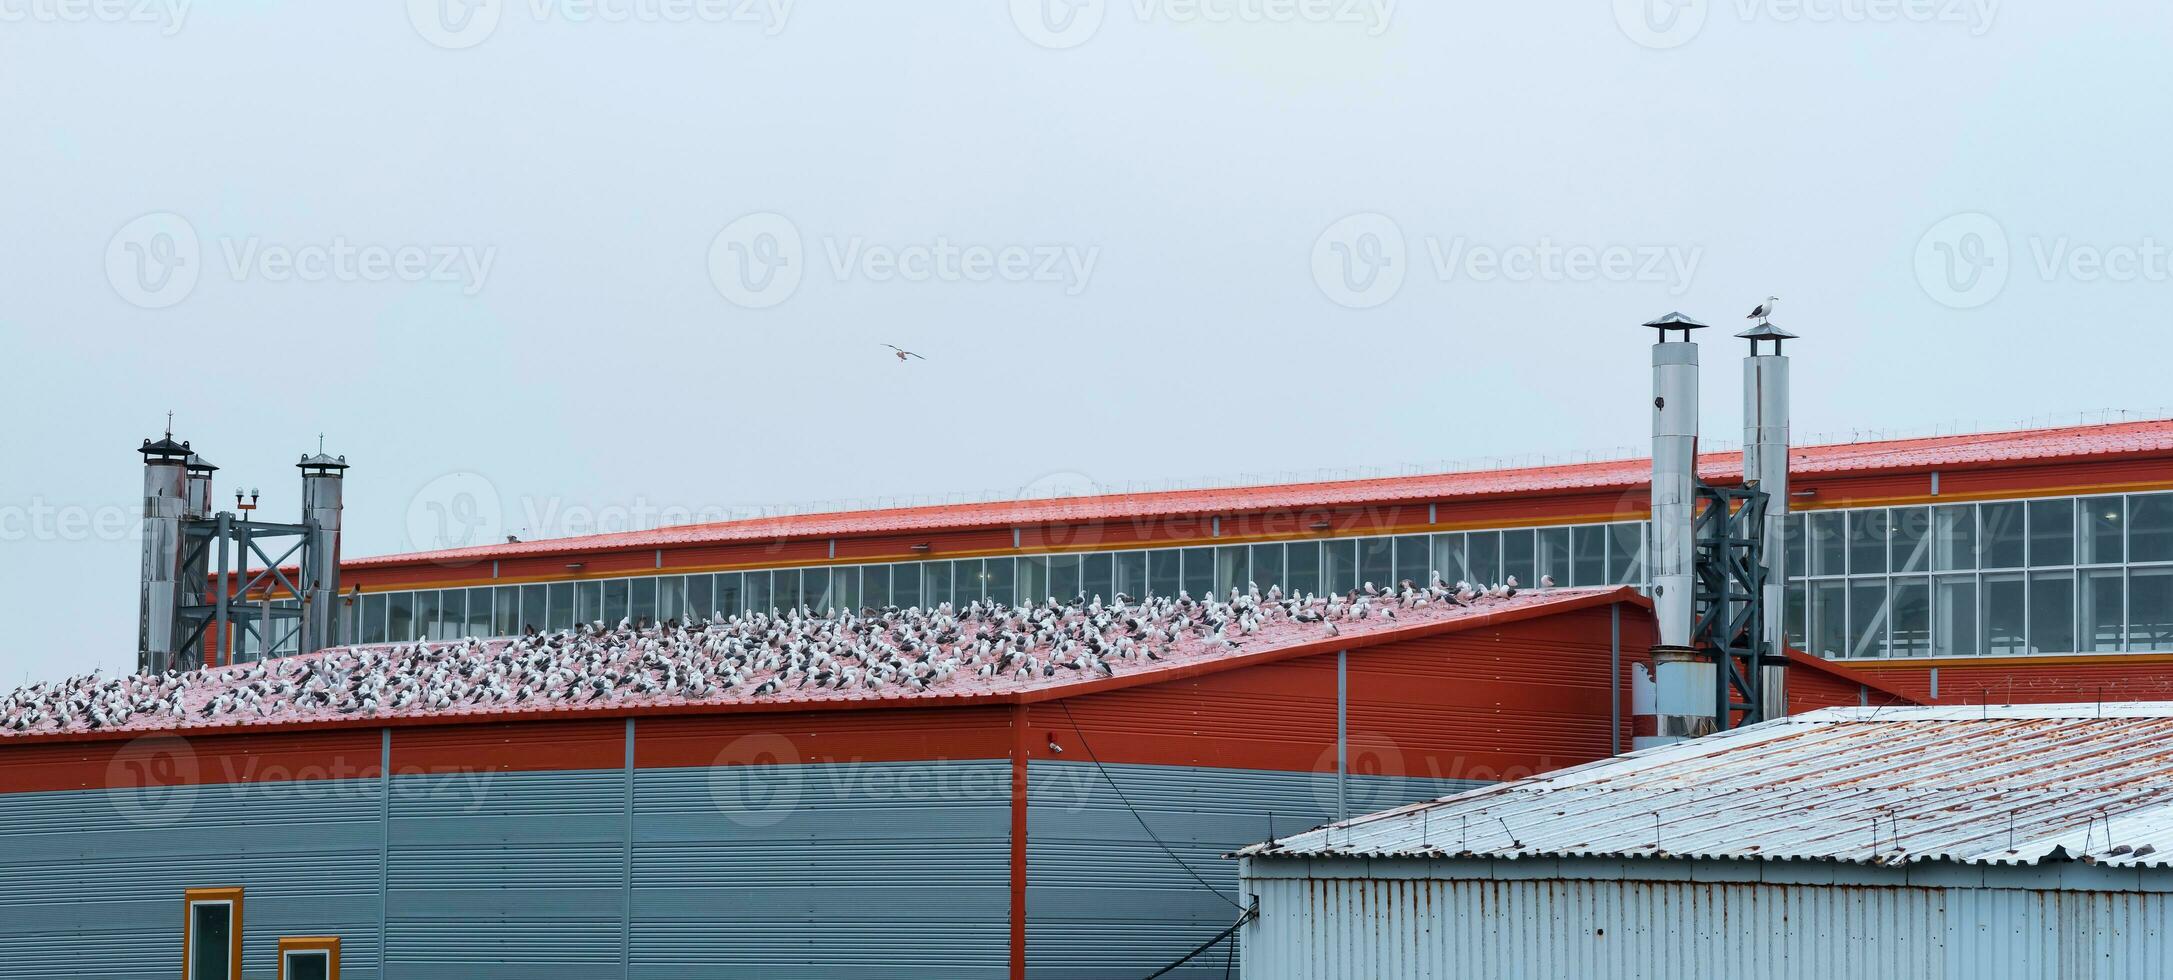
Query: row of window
xmin=1786 ymin=494 xmax=2173 ymax=577
xmin=353 ymin=520 xmax=1649 ymax=644
xmin=184 ymin=887 xmax=337 ymax=980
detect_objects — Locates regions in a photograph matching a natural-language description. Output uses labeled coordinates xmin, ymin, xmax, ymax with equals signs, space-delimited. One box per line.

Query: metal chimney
xmin=1740 ymin=321 xmax=1797 ymax=720
xmin=298 ymin=450 xmax=349 ymax=655
xmin=1640 ymin=313 xmax=1712 ymax=747
xmin=138 ymin=432 xmax=192 ymax=674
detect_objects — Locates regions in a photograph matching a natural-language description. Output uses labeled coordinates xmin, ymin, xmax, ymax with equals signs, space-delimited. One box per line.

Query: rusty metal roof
xmin=1242 ymin=703 xmax=2173 ymax=869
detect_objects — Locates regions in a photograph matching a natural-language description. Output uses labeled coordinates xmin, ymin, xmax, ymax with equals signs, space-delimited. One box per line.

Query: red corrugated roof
xmin=351 ymin=419 xmax=2173 ymax=568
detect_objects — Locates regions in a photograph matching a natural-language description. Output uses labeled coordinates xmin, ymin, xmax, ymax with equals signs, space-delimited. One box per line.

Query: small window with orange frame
xmin=182 ymin=887 xmax=243 ymax=980
xmin=278 ymin=936 xmax=340 ymax=980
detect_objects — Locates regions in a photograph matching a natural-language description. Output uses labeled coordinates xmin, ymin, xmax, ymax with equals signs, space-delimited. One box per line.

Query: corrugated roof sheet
xmin=1 ymin=588 xmax=1638 ymax=743
xmin=350 ymin=419 xmax=2173 ymax=568
xmin=1242 ymin=703 xmax=2173 ymax=869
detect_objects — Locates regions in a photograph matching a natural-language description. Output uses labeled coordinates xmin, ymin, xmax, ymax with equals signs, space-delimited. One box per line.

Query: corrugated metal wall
xmin=1026 ymin=762 xmax=1479 ymax=980
xmin=0 ymin=778 xmax=385 ymax=980
xmin=1239 ymin=873 xmax=2173 ymax=980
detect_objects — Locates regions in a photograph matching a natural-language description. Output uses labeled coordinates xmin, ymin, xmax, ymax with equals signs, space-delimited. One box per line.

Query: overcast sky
xmin=3 ymin=1 xmax=2169 ymax=685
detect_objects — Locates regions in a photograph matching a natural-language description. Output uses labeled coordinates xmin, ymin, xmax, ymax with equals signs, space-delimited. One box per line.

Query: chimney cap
xmin=1737 ymin=320 xmax=1798 ymax=353
xmin=138 ymin=435 xmax=191 ymax=461
xmin=184 ymin=453 xmax=218 ymax=473
xmin=297 ymin=452 xmax=349 ymax=474
xmin=1642 ymin=312 xmax=1710 ymax=343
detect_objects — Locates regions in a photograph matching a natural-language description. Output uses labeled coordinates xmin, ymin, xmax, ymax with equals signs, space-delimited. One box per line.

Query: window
xmin=1501 ymin=529 xmax=1535 ymax=586
xmin=1284 ymin=542 xmax=1320 ymax=597
xmin=1890 ymin=507 xmax=1930 ymax=573
xmin=408 ymin=590 xmax=435 ymax=641
xmin=1395 ymin=534 xmax=1431 ymax=589
xmin=1214 ymin=545 xmax=1247 ymax=597
xmin=1114 ymin=552 xmax=1146 ymax=599
xmin=2136 ymin=493 xmax=2173 ymax=563
xmin=1570 ymin=526 xmax=1605 ymax=586
xmin=1933 ymin=575 xmax=1977 ymax=657
xmin=986 ymin=558 xmax=1016 ymax=606
xmin=630 ymin=576 xmax=657 ymax=625
xmin=1809 ymin=581 xmax=1846 ymax=658
xmin=1848 ymin=579 xmax=1887 ymax=658
xmin=1249 ymin=544 xmax=1284 ymax=595
xmin=657 ymin=576 xmax=684 ymax=622
xmin=359 ymin=593 xmax=387 ymax=644
xmin=277 ymin=936 xmax=339 ymax=980
xmin=1047 ymin=555 xmax=1080 ymax=601
xmin=2082 ymin=569 xmax=2124 ymax=652
xmin=1431 ymin=533 xmax=1467 ymax=586
xmin=1467 ymin=531 xmax=1500 ymax=586
xmin=603 ymin=578 xmax=630 ymax=623
xmin=466 ymin=587 xmax=493 ymax=637
xmin=1608 ymin=522 xmax=1643 ymax=584
xmin=1890 ymin=579 xmax=1930 ymax=658
xmin=1358 ymin=536 xmax=1392 ymax=590
xmin=1983 ymin=573 xmax=2027 ymax=656
xmin=804 ymin=567 xmax=834 ymax=611
xmin=545 ymin=582 xmax=572 ymax=631
xmin=685 ymin=574 xmax=714 ymax=621
xmin=1981 ymin=502 xmax=2025 ymax=568
xmin=2029 ymin=499 xmax=2075 ymax=567
xmin=2080 ymin=496 xmax=2124 ymax=565
xmin=1848 ymin=510 xmax=1888 ymax=575
xmin=1807 ymin=512 xmax=1845 ymax=576
xmin=1147 ymin=550 xmax=1179 ymax=598
xmin=2030 ymin=571 xmax=2076 ymax=653
xmin=184 ymin=888 xmax=242 ymax=980
xmin=862 ymin=565 xmax=891 ymax=609
xmin=2134 ymin=567 xmax=2173 ymax=653
xmin=492 ymin=586 xmax=519 ymax=636
xmin=1931 ymin=505 xmax=1975 ymax=571
xmin=1535 ymin=528 xmax=1570 ymax=586
xmin=1180 ymin=548 xmax=1214 ymax=598
xmin=1016 ymin=556 xmax=1046 ymax=604
xmin=1082 ymin=552 xmax=1113 ymax=601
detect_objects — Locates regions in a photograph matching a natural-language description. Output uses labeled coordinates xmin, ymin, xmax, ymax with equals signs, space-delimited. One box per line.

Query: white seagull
xmin=884 ymin=344 xmax=926 ymax=362
xmin=1747 ymin=296 xmax=1779 ymax=322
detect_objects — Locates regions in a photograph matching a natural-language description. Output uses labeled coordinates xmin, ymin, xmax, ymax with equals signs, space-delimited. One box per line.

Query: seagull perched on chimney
xmin=1747 ymin=295 xmax=1779 ymax=323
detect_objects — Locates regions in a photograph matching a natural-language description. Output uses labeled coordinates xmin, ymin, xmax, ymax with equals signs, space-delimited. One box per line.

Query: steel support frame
xmin=173 ymin=515 xmax=322 ymax=670
xmin=1692 ymin=482 xmax=1778 ymax=730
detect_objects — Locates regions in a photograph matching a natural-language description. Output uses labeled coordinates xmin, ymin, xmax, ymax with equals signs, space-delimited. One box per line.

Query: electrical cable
xmin=1059 ymin=699 xmax=1243 ymax=910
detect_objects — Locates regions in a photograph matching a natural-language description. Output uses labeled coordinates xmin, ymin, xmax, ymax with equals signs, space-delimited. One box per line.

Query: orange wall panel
xmin=390 ymin=718 xmax=624 ymax=774
xmin=635 ymin=706 xmax=1013 ymax=768
xmin=0 ymin=728 xmax=381 ymax=794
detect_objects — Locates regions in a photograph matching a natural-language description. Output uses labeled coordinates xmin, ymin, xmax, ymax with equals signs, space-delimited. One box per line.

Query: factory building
xmin=1235 ymin=702 xmax=2173 ymax=979
xmin=0 ymin=588 xmax=1898 ymax=979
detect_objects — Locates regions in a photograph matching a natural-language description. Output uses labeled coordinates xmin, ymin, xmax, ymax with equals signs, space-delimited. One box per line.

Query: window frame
xmin=183 ymin=887 xmax=244 ymax=980
xmin=277 ymin=936 xmax=341 ymax=980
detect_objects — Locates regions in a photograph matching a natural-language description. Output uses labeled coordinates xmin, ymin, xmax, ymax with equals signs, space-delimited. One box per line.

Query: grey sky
xmin=3 ymin=1 xmax=2169 ymax=685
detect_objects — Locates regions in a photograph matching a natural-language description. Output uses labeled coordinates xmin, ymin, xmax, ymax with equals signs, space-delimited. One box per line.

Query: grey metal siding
xmin=0 ymin=779 xmax=385 ymax=980
xmin=630 ymin=761 xmax=1012 ymax=980
xmin=1026 ymin=762 xmax=1479 ymax=980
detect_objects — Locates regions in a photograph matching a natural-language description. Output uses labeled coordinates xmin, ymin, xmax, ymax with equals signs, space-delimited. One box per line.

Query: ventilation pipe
xmin=1638 ymin=313 xmax=1713 ymax=748
xmin=298 ymin=451 xmax=349 ymax=655
xmin=1741 ymin=322 xmax=1797 ymax=720
xmin=138 ymin=433 xmax=192 ymax=674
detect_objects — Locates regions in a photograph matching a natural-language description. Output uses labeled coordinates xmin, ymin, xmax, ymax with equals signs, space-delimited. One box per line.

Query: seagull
xmin=1747 ymin=295 xmax=1779 ymax=322
xmin=884 ymin=344 xmax=926 ymax=362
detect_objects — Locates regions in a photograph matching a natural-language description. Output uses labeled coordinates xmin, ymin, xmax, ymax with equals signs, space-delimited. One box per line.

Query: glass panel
xmin=1358 ymin=536 xmax=1393 ymax=591
xmin=1981 ymin=573 xmax=2025 ymax=655
xmin=1784 ymin=581 xmax=1807 ymax=650
xmin=1848 ymin=510 xmax=1888 ymax=575
xmin=411 ymin=591 xmax=439 ymax=641
xmin=1431 ymin=534 xmax=1467 ymax=587
xmin=491 ymin=586 xmax=518 ymax=635
xmin=1933 ymin=575 xmax=1977 ymax=657
xmin=602 ymin=579 xmax=629 ymax=625
xmin=2028 ymin=499 xmax=2075 ymax=567
xmin=1180 ymin=548 xmax=1214 ymax=598
xmin=685 ymin=575 xmax=713 ymax=621
xmin=1810 ymin=581 xmax=1847 ymax=658
xmin=2029 ymin=571 xmax=2075 ymax=654
xmin=1890 ymin=578 xmax=1930 ymax=658
xmin=518 ymin=584 xmax=544 ymax=632
xmin=1501 ymin=529 xmax=1535 ymax=587
xmin=1285 ymin=542 xmax=1321 ymax=597
xmin=2079 ymin=496 xmax=2124 ymax=565
xmin=657 ymin=576 xmax=684 ymax=622
xmin=285 ymin=951 xmax=330 ymax=980
xmin=1147 ymin=551 xmax=1178 ymax=599
xmin=1536 ymin=528 xmax=1570 ymax=586
xmin=864 ymin=566 xmax=892 ymax=609
xmin=466 ymin=587 xmax=492 ymax=637
xmin=2082 ymin=569 xmax=2124 ymax=653
xmin=1018 ymin=556 xmax=1047 ymax=603
xmin=630 ymin=577 xmax=657 ymax=626
xmin=361 ymin=593 xmax=388 ymax=644
xmin=985 ymin=558 xmax=1016 ymax=606
xmin=1848 ymin=579 xmax=1888 ymax=658
xmin=1890 ymin=507 xmax=1930 ymax=573
xmin=1783 ymin=514 xmax=1805 ymax=579
xmin=2133 ymin=493 xmax=2173 ymax=563
xmin=1981 ymin=502 xmax=2025 ymax=568
xmin=1323 ymin=540 xmax=1357 ymax=593
xmin=716 ymin=572 xmax=744 ymax=617
xmin=1114 ymin=552 xmax=1146 ymax=600
xmin=546 ymin=582 xmax=573 ymax=631
xmin=744 ymin=572 xmax=773 ymax=615
xmin=190 ymin=903 xmax=230 ymax=980
xmin=1467 ymin=531 xmax=1501 ymax=586
xmin=1395 ymin=534 xmax=1430 ymax=589
xmin=837 ymin=567 xmax=862 ymax=612
xmin=803 ymin=567 xmax=833 ymax=612
xmin=1048 ymin=554 xmax=1080 ymax=601
xmin=949 ymin=561 xmax=981 ymax=605
xmin=576 ymin=580 xmax=602 ymax=625
xmin=1932 ymin=504 xmax=1976 ymax=571
xmin=1082 ymin=552 xmax=1113 ymax=602
xmin=921 ymin=562 xmax=952 ymax=608
xmin=1608 ymin=522 xmax=1644 ymax=585
xmin=1214 ymin=546 xmax=1248 ymax=598
xmin=1807 ymin=512 xmax=1845 ymax=576
xmin=1250 ymin=544 xmax=1284 ymax=595
xmin=1571 ymin=526 xmax=1606 ymax=587
xmin=2132 ymin=567 xmax=2173 ymax=653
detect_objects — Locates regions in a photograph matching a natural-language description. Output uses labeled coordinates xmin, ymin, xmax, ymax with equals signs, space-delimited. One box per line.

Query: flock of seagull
xmin=1 ymin=575 xmax=1536 ymax=736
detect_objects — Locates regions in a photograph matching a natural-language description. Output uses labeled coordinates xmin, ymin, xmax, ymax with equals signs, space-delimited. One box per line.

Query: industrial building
xmin=5 ymin=315 xmax=2173 ymax=976
xmin=1235 ymin=702 xmax=2173 ymax=979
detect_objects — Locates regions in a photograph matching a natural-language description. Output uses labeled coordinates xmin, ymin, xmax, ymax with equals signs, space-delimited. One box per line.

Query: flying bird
xmin=885 ymin=345 xmax=926 ymax=362
xmin=1747 ymin=296 xmax=1779 ymax=322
